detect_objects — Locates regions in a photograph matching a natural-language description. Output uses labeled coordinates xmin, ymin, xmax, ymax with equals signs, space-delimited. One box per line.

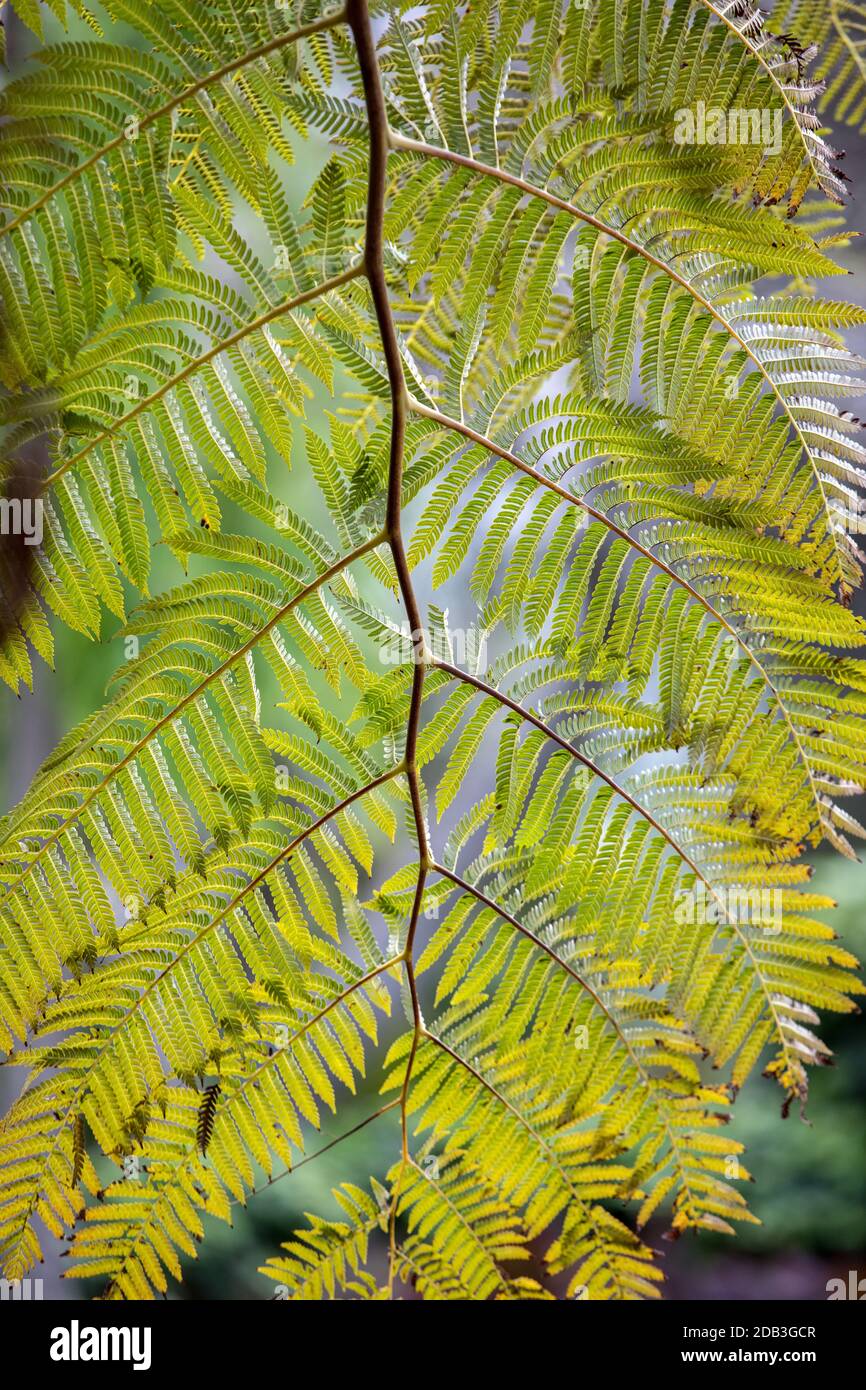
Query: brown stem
xmin=347 ymin=0 xmax=429 ymax=1292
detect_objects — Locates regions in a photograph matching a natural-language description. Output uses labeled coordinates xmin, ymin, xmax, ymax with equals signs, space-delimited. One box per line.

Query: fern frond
xmin=1 ymin=0 xmax=862 ymax=1303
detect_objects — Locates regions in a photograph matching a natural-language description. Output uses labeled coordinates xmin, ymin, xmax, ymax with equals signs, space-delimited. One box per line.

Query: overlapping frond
xmin=695 ymin=0 xmax=848 ymax=206
xmin=773 ymin=1 xmax=866 ymax=134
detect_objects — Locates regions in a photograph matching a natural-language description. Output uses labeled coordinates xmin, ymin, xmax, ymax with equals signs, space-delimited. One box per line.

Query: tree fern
xmin=0 ymin=0 xmax=864 ymax=1301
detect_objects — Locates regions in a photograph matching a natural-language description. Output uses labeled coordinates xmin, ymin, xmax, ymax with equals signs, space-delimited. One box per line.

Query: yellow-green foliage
xmin=0 ymin=0 xmax=864 ymax=1300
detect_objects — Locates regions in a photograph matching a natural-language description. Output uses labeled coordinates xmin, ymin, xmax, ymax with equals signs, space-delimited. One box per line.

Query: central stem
xmin=346 ymin=0 xmax=429 ymax=1292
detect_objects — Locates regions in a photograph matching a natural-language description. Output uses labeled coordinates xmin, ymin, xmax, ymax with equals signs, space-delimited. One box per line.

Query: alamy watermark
xmin=1 ymin=1277 xmax=43 ymax=1300
xmin=674 ymin=881 xmax=782 ymax=933
xmin=49 ymin=1321 xmax=151 ymax=1371
xmin=0 ymin=496 xmax=43 ymax=547
xmin=378 ymin=620 xmax=489 ymax=673
xmin=674 ymin=101 xmax=783 ymax=157
xmin=826 ymin=1271 xmax=866 ymax=1300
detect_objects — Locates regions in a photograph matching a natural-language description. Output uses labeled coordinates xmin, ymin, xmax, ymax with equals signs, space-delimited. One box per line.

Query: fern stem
xmin=44 ymin=263 xmax=365 ymax=488
xmin=408 ymin=397 xmax=823 ymax=835
xmin=0 ymin=7 xmax=349 ymax=240
xmin=390 ymin=131 xmax=846 ymax=590
xmin=347 ymin=0 xmax=429 ymax=1293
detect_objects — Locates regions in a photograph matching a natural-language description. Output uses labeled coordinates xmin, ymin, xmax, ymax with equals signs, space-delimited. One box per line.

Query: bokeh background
xmin=1 ymin=2 xmax=864 ymax=1300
